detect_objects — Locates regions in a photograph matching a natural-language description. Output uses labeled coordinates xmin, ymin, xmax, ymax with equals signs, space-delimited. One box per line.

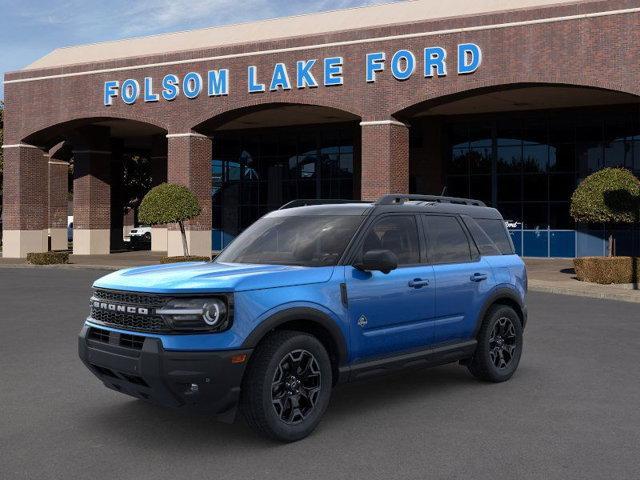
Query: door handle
xmin=470 ymin=273 xmax=488 ymax=282
xmin=408 ymin=278 xmax=430 ymax=288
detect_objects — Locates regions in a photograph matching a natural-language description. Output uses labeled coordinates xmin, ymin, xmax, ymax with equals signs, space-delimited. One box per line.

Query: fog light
xmin=189 ymin=383 xmax=199 ymax=393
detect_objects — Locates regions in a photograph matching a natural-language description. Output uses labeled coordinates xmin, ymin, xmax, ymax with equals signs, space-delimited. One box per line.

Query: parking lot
xmin=1 ymin=268 xmax=639 ymax=480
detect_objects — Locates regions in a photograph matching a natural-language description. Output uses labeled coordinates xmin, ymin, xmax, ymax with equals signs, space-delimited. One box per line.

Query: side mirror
xmin=355 ymin=249 xmax=398 ymax=274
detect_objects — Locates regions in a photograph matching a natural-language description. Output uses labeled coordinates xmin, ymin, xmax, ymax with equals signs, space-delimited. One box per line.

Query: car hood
xmin=93 ymin=261 xmax=335 ymax=294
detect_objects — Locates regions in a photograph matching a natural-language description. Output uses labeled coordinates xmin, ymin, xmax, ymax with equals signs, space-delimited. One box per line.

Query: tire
xmin=468 ymin=304 xmax=523 ymax=383
xmin=240 ymin=330 xmax=333 ymax=442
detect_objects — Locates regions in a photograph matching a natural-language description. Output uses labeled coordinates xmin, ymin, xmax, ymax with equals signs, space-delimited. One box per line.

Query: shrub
xmin=27 ymin=251 xmax=70 ymax=265
xmin=570 ymin=168 xmax=640 ymax=256
xmin=159 ymin=256 xmax=210 ymax=264
xmin=573 ymin=256 xmax=640 ymax=284
xmin=139 ymin=183 xmax=202 ymax=257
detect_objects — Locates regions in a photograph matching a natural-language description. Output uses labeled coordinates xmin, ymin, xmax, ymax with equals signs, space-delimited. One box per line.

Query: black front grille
xmin=120 ymin=333 xmax=145 ymax=350
xmin=89 ymin=289 xmax=169 ymax=333
xmin=88 ymin=327 xmax=110 ymax=343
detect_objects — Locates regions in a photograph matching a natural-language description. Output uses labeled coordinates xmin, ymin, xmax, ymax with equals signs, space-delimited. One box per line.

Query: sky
xmin=0 ymin=0 xmax=400 ymax=100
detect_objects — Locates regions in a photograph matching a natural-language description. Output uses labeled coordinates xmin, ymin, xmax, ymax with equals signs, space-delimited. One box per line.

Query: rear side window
xmin=476 ymin=218 xmax=515 ymax=254
xmin=423 ymin=215 xmax=472 ymax=264
xmin=463 ymin=217 xmax=502 ymax=256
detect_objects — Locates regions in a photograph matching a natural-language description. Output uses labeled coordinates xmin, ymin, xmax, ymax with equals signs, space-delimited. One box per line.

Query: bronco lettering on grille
xmin=91 ymin=300 xmax=149 ymax=315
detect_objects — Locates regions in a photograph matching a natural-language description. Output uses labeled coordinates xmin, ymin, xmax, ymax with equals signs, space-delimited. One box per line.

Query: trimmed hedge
xmin=159 ymin=256 xmax=210 ymax=264
xmin=574 ymin=256 xmax=640 ymax=284
xmin=27 ymin=251 xmax=70 ymax=265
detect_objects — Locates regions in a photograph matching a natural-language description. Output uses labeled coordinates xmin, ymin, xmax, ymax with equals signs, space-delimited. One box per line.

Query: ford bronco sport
xmin=78 ymin=194 xmax=527 ymax=442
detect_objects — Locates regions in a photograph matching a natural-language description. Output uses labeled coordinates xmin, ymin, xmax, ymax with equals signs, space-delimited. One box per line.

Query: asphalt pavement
xmin=1 ymin=268 xmax=639 ymax=480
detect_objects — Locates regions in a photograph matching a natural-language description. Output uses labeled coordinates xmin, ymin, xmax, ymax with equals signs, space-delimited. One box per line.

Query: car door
xmin=345 ymin=214 xmax=436 ymax=362
xmin=422 ymin=214 xmax=494 ymax=344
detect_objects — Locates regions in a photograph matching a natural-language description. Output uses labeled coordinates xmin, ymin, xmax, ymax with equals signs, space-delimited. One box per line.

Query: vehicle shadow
xmin=84 ymin=363 xmax=493 ymax=448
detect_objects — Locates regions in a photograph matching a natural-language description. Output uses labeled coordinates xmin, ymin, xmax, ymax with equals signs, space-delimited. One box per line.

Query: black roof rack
xmin=375 ymin=194 xmax=486 ymax=207
xmin=279 ymin=199 xmax=369 ymax=210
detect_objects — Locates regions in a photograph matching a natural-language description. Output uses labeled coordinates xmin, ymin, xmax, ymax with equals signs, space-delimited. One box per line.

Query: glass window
xmin=360 ymin=216 xmax=420 ymax=265
xmin=423 ymin=215 xmax=472 ymax=264
xmin=463 ymin=217 xmax=502 ymax=256
xmin=497 ymin=145 xmax=522 ymax=173
xmin=217 ymin=215 xmax=363 ymax=266
xmin=475 ymin=218 xmax=515 ymax=254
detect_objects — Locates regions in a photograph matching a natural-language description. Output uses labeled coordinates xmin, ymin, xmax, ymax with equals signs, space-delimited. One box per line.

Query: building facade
xmin=3 ymin=0 xmax=640 ymax=258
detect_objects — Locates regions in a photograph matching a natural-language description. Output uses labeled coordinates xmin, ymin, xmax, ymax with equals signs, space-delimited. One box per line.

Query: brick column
xmin=166 ymin=133 xmax=212 ymax=257
xmin=2 ymin=144 xmax=49 ymax=258
xmin=360 ymin=120 xmax=410 ymax=201
xmin=48 ymin=158 xmax=69 ymax=251
xmin=150 ymin=134 xmax=168 ymax=252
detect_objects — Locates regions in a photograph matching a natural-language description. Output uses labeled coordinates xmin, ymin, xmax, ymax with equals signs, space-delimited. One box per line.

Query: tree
xmin=138 ymin=183 xmax=202 ymax=256
xmin=570 ymin=167 xmax=640 ymax=256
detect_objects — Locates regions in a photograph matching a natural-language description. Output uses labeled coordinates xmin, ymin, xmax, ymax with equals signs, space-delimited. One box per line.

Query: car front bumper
xmin=78 ymin=325 xmax=252 ymax=421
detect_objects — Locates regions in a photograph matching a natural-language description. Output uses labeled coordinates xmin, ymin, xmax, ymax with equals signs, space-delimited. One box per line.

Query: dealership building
xmin=3 ymin=0 xmax=640 ymax=258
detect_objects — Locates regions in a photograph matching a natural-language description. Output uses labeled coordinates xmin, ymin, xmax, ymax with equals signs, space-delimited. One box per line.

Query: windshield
xmin=216 ymin=215 xmax=364 ymax=266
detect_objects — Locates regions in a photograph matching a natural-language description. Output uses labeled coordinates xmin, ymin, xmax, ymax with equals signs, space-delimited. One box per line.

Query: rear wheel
xmin=468 ymin=305 xmax=523 ymax=382
xmin=240 ymin=330 xmax=332 ymax=442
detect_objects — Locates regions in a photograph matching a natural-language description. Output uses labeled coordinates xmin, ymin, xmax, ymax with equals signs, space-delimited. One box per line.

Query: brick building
xmin=3 ymin=0 xmax=640 ymax=258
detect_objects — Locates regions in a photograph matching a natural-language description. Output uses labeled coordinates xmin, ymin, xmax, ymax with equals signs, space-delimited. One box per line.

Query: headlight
xmin=157 ymin=297 xmax=230 ymax=332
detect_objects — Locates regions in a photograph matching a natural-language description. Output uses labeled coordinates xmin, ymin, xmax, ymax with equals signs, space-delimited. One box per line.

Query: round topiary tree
xmin=139 ymin=183 xmax=202 ymax=257
xmin=570 ymin=168 xmax=640 ymax=256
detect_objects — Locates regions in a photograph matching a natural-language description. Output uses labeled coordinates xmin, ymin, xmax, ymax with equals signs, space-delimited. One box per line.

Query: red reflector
xmin=230 ymin=354 xmax=247 ymax=364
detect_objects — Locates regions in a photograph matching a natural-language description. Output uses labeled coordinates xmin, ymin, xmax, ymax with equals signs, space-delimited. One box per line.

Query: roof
xmin=25 ymin=0 xmax=588 ymax=70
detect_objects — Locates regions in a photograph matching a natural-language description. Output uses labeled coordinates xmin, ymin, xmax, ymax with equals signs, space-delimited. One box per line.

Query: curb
xmin=528 ymin=281 xmax=640 ymax=304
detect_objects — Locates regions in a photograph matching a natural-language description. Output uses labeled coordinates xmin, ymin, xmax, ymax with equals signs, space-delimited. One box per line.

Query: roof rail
xmin=279 ymin=199 xmax=369 ymax=210
xmin=375 ymin=194 xmax=486 ymax=207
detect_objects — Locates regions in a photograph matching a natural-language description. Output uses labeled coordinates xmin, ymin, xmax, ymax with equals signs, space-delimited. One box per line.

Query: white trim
xmin=72 ymin=149 xmax=111 ymax=155
xmin=48 ymin=160 xmax=69 ymax=165
xmin=4 ymin=7 xmax=639 ymax=85
xmin=1 ymin=143 xmax=41 ymax=150
xmin=360 ymin=120 xmax=408 ymax=127
xmin=166 ymin=133 xmax=211 ymax=139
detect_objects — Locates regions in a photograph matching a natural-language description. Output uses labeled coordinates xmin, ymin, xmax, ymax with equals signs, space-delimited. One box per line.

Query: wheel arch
xmin=474 ymin=287 xmax=527 ymax=337
xmin=241 ymin=307 xmax=348 ymax=384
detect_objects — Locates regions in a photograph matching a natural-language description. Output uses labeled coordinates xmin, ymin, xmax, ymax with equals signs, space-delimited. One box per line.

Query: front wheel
xmin=467 ymin=305 xmax=523 ymax=382
xmin=240 ymin=331 xmax=332 ymax=442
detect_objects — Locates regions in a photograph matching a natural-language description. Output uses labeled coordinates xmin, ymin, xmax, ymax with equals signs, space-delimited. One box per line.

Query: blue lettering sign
xmin=144 ymin=77 xmax=159 ymax=102
xmin=270 ymin=63 xmax=292 ymax=91
xmin=208 ymin=69 xmax=229 ymax=96
xmin=424 ymin=47 xmax=447 ymax=77
xmin=161 ymin=74 xmax=179 ymax=101
xmin=458 ymin=43 xmax=482 ymax=74
xmin=104 ymin=80 xmax=119 ymax=106
xmin=248 ymin=66 xmax=265 ymax=93
xmin=296 ymin=60 xmax=318 ymax=89
xmin=366 ymin=52 xmax=385 ymax=83
xmin=324 ymin=57 xmax=343 ymax=86
xmin=121 ymin=79 xmax=140 ymax=104
xmin=183 ymin=72 xmax=203 ymax=99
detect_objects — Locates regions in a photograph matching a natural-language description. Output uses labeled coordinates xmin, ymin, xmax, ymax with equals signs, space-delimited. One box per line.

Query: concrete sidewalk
xmin=1 ymin=251 xmax=639 ymax=303
xmin=524 ymin=258 xmax=640 ymax=303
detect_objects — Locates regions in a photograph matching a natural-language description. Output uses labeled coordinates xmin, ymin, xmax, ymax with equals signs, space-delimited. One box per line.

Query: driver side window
xmin=360 ymin=215 xmax=420 ymax=266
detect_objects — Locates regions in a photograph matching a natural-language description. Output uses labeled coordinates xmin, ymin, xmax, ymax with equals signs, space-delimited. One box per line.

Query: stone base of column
xmin=151 ymin=227 xmax=168 ymax=252
xmin=2 ymin=230 xmax=48 ymax=258
xmin=73 ymin=229 xmax=110 ymax=255
xmin=49 ymin=228 xmax=68 ymax=251
xmin=167 ymin=230 xmax=211 ymax=257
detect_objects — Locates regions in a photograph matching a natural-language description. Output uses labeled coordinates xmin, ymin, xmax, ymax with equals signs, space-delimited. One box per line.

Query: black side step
xmin=338 ymin=340 xmax=477 ymax=383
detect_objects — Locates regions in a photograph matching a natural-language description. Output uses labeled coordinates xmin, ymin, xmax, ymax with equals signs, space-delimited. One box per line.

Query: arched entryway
xmin=397 ymin=84 xmax=640 ymax=257
xmin=194 ymin=103 xmax=361 ymax=249
xmin=3 ymin=117 xmax=167 ymax=257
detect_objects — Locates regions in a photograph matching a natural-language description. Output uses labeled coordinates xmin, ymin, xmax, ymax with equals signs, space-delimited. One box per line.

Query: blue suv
xmin=78 ymin=194 xmax=527 ymax=442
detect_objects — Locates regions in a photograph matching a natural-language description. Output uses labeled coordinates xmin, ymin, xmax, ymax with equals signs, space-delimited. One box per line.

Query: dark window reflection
xmin=444 ymin=105 xmax=640 ymax=231
xmin=212 ymin=124 xmax=358 ymax=249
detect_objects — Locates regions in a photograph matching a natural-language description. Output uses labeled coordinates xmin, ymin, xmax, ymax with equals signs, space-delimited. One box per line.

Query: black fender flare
xmin=241 ymin=307 xmax=348 ymax=364
xmin=472 ymin=287 xmax=527 ymax=337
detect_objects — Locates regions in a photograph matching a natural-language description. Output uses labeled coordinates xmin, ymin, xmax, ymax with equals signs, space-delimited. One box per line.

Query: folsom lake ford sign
xmin=103 ymin=43 xmax=482 ymax=106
